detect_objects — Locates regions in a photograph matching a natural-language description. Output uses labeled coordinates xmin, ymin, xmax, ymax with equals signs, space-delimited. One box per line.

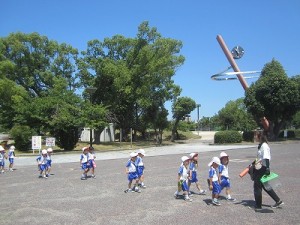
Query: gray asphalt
xmin=0 ymin=141 xmax=299 ymax=225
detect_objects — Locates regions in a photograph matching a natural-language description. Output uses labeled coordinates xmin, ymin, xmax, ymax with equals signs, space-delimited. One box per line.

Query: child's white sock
xmin=227 ymin=195 xmax=231 ymax=199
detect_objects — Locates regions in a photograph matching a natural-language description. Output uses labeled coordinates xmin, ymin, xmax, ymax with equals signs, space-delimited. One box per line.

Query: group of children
xmin=36 ymin=148 xmax=53 ymax=178
xmin=79 ymin=146 xmax=96 ymax=180
xmin=175 ymin=151 xmax=235 ymax=205
xmin=124 ymin=149 xmax=146 ymax=193
xmin=2 ymin=144 xmax=233 ymax=205
xmin=0 ymin=145 xmax=16 ymax=173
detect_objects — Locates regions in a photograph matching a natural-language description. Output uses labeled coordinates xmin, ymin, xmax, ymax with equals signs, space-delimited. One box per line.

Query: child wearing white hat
xmin=219 ymin=152 xmax=236 ymax=201
xmin=8 ymin=145 xmax=16 ymax=171
xmin=136 ymin=149 xmax=146 ymax=188
xmin=174 ymin=156 xmax=192 ymax=202
xmin=124 ymin=152 xmax=141 ymax=193
xmin=208 ymin=156 xmax=221 ymax=206
xmin=188 ymin=152 xmax=206 ymax=195
xmin=80 ymin=147 xmax=90 ymax=180
xmin=36 ymin=149 xmax=49 ymax=178
xmin=0 ymin=146 xmax=7 ymax=173
xmin=88 ymin=147 xmax=96 ymax=178
xmin=46 ymin=148 xmax=53 ymax=177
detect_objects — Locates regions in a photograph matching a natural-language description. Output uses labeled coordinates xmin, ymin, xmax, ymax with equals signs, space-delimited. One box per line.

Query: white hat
xmin=47 ymin=148 xmax=53 ymax=152
xmin=130 ymin=152 xmax=138 ymax=158
xmin=0 ymin=146 xmax=4 ymax=151
xmin=138 ymin=149 xmax=146 ymax=156
xmin=220 ymin=152 xmax=228 ymax=158
xmin=82 ymin=147 xmax=89 ymax=152
xmin=9 ymin=145 xmax=15 ymax=151
xmin=42 ymin=149 xmax=47 ymax=154
xmin=208 ymin=157 xmax=221 ymax=166
xmin=189 ymin=152 xmax=198 ymax=159
xmin=181 ymin=156 xmax=190 ymax=162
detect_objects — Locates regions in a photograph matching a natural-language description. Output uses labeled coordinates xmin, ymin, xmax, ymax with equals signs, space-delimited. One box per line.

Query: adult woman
xmin=252 ymin=131 xmax=284 ymax=209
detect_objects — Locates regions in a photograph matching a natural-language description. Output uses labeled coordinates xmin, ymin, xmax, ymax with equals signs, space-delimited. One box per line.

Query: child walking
xmin=124 ymin=152 xmax=141 ymax=193
xmin=136 ymin=149 xmax=146 ymax=188
xmin=88 ymin=146 xmax=96 ymax=178
xmin=80 ymin=147 xmax=90 ymax=180
xmin=174 ymin=156 xmax=192 ymax=202
xmin=219 ymin=152 xmax=236 ymax=201
xmin=8 ymin=145 xmax=15 ymax=171
xmin=0 ymin=146 xmax=7 ymax=173
xmin=188 ymin=152 xmax=206 ymax=195
xmin=208 ymin=157 xmax=221 ymax=206
xmin=36 ymin=149 xmax=49 ymax=178
xmin=46 ymin=148 xmax=53 ymax=177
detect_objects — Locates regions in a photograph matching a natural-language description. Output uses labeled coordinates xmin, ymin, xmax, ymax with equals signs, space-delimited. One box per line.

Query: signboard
xmin=32 ymin=136 xmax=42 ymax=150
xmin=46 ymin=137 xmax=55 ymax=147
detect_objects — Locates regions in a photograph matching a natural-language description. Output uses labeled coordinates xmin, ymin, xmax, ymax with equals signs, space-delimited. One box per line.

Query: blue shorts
xmin=220 ymin=176 xmax=231 ymax=189
xmin=47 ymin=160 xmax=52 ymax=167
xmin=137 ymin=166 xmax=144 ymax=177
xmin=9 ymin=158 xmax=14 ymax=164
xmin=212 ymin=181 xmax=221 ymax=194
xmin=181 ymin=180 xmax=189 ymax=191
xmin=128 ymin=172 xmax=138 ymax=181
xmin=88 ymin=160 xmax=95 ymax=168
xmin=190 ymin=171 xmax=198 ymax=183
xmin=39 ymin=164 xmax=48 ymax=171
xmin=81 ymin=162 xmax=89 ymax=170
xmin=0 ymin=161 xmax=4 ymax=167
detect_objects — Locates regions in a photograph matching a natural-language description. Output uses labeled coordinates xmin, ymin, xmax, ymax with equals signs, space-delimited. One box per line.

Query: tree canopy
xmin=244 ymin=59 xmax=300 ymax=139
xmin=0 ymin=22 xmax=188 ymax=149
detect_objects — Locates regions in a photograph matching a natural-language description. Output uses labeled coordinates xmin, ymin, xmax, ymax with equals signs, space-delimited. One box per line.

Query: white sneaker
xmin=184 ymin=197 xmax=193 ymax=202
xmin=212 ymin=200 xmax=221 ymax=206
xmin=199 ymin=190 xmax=207 ymax=195
xmin=124 ymin=189 xmax=134 ymax=193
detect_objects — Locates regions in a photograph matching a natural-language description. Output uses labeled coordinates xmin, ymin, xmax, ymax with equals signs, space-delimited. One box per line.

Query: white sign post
xmin=32 ymin=136 xmax=42 ymax=154
xmin=46 ymin=137 xmax=55 ymax=147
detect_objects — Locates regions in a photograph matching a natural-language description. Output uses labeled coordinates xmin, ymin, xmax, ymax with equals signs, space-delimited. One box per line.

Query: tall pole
xmin=216 ymin=35 xmax=249 ymax=90
xmin=216 ymin=35 xmax=269 ymax=131
xmin=197 ymin=104 xmax=201 ymax=135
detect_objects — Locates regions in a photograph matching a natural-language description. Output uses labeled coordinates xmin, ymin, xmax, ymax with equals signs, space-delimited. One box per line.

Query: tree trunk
xmin=171 ymin=119 xmax=179 ymax=142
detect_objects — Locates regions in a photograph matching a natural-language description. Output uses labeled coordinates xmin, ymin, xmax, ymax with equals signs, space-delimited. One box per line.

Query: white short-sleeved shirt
xmin=126 ymin=159 xmax=137 ymax=173
xmin=136 ymin=156 xmax=144 ymax=167
xmin=209 ymin=167 xmax=219 ymax=182
xmin=219 ymin=164 xmax=229 ymax=178
xmin=8 ymin=150 xmax=15 ymax=159
xmin=88 ymin=152 xmax=95 ymax=160
xmin=178 ymin=164 xmax=188 ymax=181
xmin=80 ymin=154 xmax=88 ymax=163
xmin=257 ymin=142 xmax=271 ymax=167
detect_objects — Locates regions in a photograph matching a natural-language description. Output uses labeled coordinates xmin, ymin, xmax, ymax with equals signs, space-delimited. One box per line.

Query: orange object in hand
xmin=239 ymin=167 xmax=249 ymax=178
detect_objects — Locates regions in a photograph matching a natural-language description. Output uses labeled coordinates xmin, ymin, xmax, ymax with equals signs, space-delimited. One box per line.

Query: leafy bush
xmin=214 ymin=130 xmax=243 ymax=144
xmin=243 ymin=131 xmax=255 ymax=142
xmin=10 ymin=125 xmax=34 ymax=151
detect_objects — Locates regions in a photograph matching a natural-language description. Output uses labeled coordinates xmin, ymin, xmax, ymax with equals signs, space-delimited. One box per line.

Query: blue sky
xmin=1 ymin=0 xmax=300 ymax=121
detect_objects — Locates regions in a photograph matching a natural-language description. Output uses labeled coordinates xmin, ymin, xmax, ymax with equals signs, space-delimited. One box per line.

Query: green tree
xmin=171 ymin=97 xmax=196 ymax=142
xmin=77 ymin=21 xmax=183 ymax=140
xmin=216 ymin=98 xmax=257 ymax=131
xmin=0 ymin=33 xmax=100 ymax=150
xmin=292 ymin=111 xmax=300 ymax=129
xmin=244 ymin=59 xmax=300 ymax=139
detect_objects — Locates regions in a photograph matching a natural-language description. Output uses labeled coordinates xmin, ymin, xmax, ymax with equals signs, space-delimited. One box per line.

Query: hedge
xmin=214 ymin=130 xmax=243 ymax=144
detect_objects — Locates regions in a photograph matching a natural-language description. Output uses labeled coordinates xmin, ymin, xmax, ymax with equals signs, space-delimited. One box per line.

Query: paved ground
xmin=0 ymin=141 xmax=299 ymax=225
